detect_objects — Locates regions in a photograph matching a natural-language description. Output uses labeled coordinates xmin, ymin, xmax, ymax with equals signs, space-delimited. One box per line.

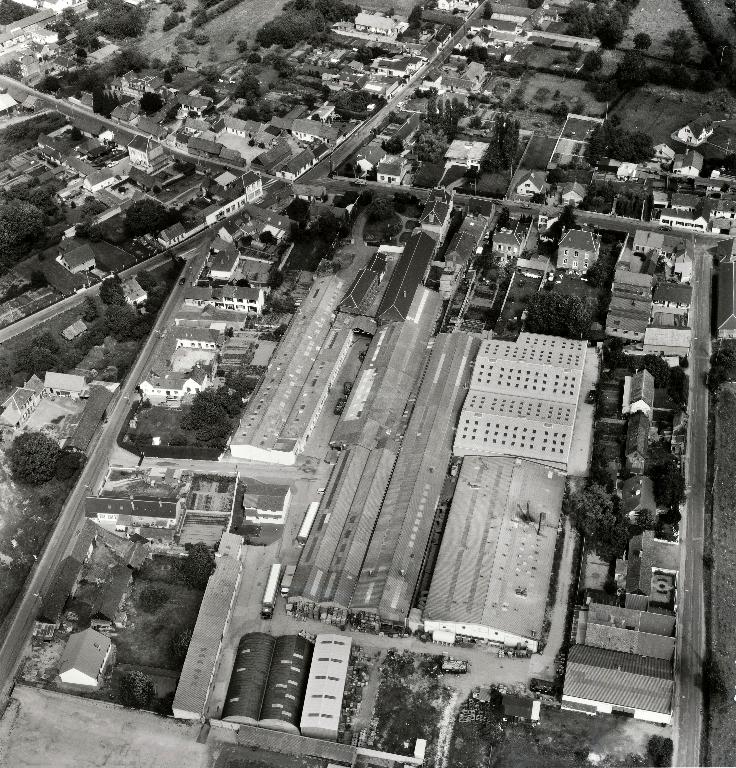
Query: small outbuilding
xmin=58 ymin=628 xmax=112 ymax=688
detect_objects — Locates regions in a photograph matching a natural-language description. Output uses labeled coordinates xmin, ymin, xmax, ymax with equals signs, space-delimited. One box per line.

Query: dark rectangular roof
xmin=718 ymin=260 xmax=736 ymax=332
xmin=653 ymin=282 xmax=692 ymax=306
xmin=376 ymin=231 xmax=436 ymax=324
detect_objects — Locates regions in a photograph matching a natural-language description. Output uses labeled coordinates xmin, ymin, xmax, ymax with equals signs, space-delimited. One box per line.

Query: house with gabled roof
xmin=625 ymin=411 xmax=650 ymax=475
xmin=674 ymin=114 xmax=713 ymax=147
xmin=1 ymin=375 xmax=43 ymax=428
xmin=515 ymin=170 xmax=546 ymax=198
xmin=560 ymin=181 xmax=586 ymax=206
xmin=139 ymin=366 xmax=210 ymax=403
xmin=377 ymin=155 xmax=408 ymax=185
xmin=672 ymin=150 xmax=703 ymax=178
xmin=420 ymin=188 xmax=453 ymax=241
xmin=717 ymin=260 xmax=736 ymax=338
xmin=377 ymin=231 xmax=436 ymax=323
xmin=623 ymin=369 xmax=654 ymax=418
xmin=44 ymin=372 xmax=87 ymax=399
xmin=557 ymin=228 xmax=601 ymax=272
xmin=58 ymin=628 xmax=112 ymax=688
xmin=56 ymin=241 xmax=95 ymax=274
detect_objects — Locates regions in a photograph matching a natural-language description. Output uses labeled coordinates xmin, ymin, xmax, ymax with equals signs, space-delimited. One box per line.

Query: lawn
xmin=126 ymin=404 xmax=188 ymax=448
xmin=621 ymin=0 xmax=708 ymax=58
xmin=706 ymin=384 xmax=736 ymax=766
xmin=363 ymin=213 xmax=403 ymax=245
xmin=521 ymin=73 xmax=606 ymax=119
xmin=520 ymin=135 xmax=558 ymax=171
xmin=115 ymin=556 xmax=205 ymax=671
xmin=612 ymin=86 xmax=732 ymax=148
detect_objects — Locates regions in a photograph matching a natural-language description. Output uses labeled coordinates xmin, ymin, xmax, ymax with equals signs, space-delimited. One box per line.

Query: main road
xmin=0 ymin=236 xmax=207 ymax=710
xmin=672 ymin=237 xmax=710 ymax=767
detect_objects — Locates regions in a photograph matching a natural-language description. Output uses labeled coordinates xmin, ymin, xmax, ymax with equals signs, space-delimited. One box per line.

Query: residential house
xmin=208 ymin=242 xmax=240 ymax=281
xmin=56 ymin=241 xmax=95 ymax=273
xmin=632 ymin=230 xmax=686 ymax=261
xmin=605 ymin=270 xmax=653 ymax=341
xmin=673 ymin=249 xmax=693 ymax=283
xmin=621 ymin=475 xmax=656 ymax=522
xmin=139 ymin=367 xmax=210 ymax=402
xmin=653 ymin=143 xmax=676 ymax=164
xmin=90 ymin=564 xmax=131 ymax=630
xmin=0 ymin=375 xmax=44 ymax=428
xmin=44 ymin=372 xmax=86 ymax=399
xmin=625 ymin=412 xmax=650 ymax=475
xmin=356 ymin=142 xmax=387 ymax=175
xmin=175 ymin=327 xmax=220 ymax=350
xmin=241 ymin=478 xmax=292 ymax=524
xmin=437 ymin=0 xmax=479 ymax=10
xmin=516 ymin=170 xmax=546 ymax=198
xmin=85 ymin=495 xmax=180 ymax=530
xmin=674 ymin=115 xmax=713 ymax=147
xmin=177 ymin=92 xmax=213 ymax=118
xmin=276 ymin=148 xmax=315 ymax=181
xmin=560 ymin=181 xmax=585 ymax=206
xmin=623 ymin=369 xmax=654 ymax=418
xmin=643 ymin=326 xmax=692 ymax=358
xmin=659 ymin=205 xmax=709 ymax=232
xmin=672 ymin=150 xmax=703 ymax=178
xmin=158 ymin=222 xmax=187 ymax=248
xmin=444 ymin=140 xmax=487 ymax=170
xmin=127 ymin=135 xmax=167 ymax=173
xmin=121 ymin=277 xmax=147 ymax=307
xmin=354 ymin=11 xmax=404 ymax=38
xmin=371 ymin=56 xmax=423 ymax=79
xmin=420 ymin=189 xmax=453 ymax=241
xmin=653 ymin=283 xmax=691 ymax=316
xmin=61 ymin=320 xmax=87 ymax=341
xmin=58 ymin=628 xmax=112 ymax=688
xmin=118 ymin=71 xmax=167 ymax=98
xmin=445 ymin=213 xmax=488 ymax=271
xmin=291 ymin=118 xmax=340 ymax=146
xmin=557 ymin=228 xmax=601 ymax=272
xmin=492 ymin=224 xmax=529 ymax=264
xmin=202 ymin=171 xmax=264 ymax=226
xmin=377 ymin=156 xmax=408 ymax=185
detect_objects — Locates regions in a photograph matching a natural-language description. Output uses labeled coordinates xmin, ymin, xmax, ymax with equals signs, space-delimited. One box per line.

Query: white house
xmin=376 ymin=156 xmax=408 ymax=185
xmin=354 ymin=11 xmax=405 ymax=38
xmin=444 ymin=139 xmax=487 ymax=170
xmin=241 ymin=478 xmax=292 ymax=524
xmin=672 ymin=150 xmax=703 ymax=178
xmin=175 ymin=327 xmax=220 ymax=350
xmin=516 ymin=170 xmax=546 ymax=197
xmin=121 ymin=277 xmax=147 ymax=306
xmin=44 ymin=372 xmax=87 ymax=399
xmin=58 ymin=628 xmax=112 ymax=688
xmin=57 ymin=242 xmax=95 ymax=274
xmin=438 ymin=0 xmax=478 ymax=10
xmin=674 ymin=115 xmax=713 ymax=147
xmin=139 ymin=367 xmax=209 ymax=402
xmin=208 ymin=244 xmax=240 ymax=282
xmin=659 ymin=207 xmax=709 ymax=232
xmin=653 ymin=143 xmax=676 ymax=163
xmin=616 ymin=162 xmax=638 ymax=180
xmin=127 ymin=135 xmax=167 ymax=173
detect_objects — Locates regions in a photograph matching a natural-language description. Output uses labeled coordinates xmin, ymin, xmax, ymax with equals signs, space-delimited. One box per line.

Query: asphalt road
xmin=0 ymin=250 xmax=171 ymax=344
xmin=0 ymin=237 xmax=206 ymax=711
xmin=672 ymin=237 xmax=710 ymax=767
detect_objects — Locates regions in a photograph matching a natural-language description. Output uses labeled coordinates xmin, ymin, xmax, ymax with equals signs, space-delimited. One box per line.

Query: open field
xmin=0 ymin=685 xmax=211 ymax=768
xmin=612 ymin=86 xmax=734 ymax=147
xmin=203 ymin=0 xmax=289 ymax=59
xmin=707 ymin=384 xmax=736 ymax=766
xmin=521 ymin=73 xmax=606 ymax=120
xmin=622 ymin=0 xmax=707 ymax=59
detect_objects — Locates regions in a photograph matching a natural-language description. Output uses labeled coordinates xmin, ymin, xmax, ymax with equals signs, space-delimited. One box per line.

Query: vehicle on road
xmin=343 ymin=381 xmax=353 ymax=395
xmin=350 ymin=179 xmax=367 ymax=186
xmin=262 ymin=563 xmax=282 ymax=618
xmin=297 ymin=502 xmax=320 ymax=545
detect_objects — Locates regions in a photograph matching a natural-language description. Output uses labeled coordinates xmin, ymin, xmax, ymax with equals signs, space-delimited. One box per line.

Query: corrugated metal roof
xmin=172 ymin=534 xmax=242 ymax=718
xmin=259 ymin=635 xmax=312 ymax=731
xmin=425 ymin=456 xmax=565 ymax=642
xmin=350 ymin=332 xmax=478 ymax=623
xmin=564 ymin=645 xmax=673 ymax=714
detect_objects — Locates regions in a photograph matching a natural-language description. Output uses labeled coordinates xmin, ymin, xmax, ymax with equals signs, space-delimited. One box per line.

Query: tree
xmin=481 ymin=113 xmax=519 ymax=173
xmin=641 ymin=354 xmax=671 ymax=388
xmin=382 ymin=135 xmax=404 ymax=154
xmin=138 ymin=584 xmax=169 ymax=612
xmin=708 ymin=343 xmax=736 ymax=391
xmin=180 ymin=542 xmax=215 ymax=589
xmin=104 ymin=303 xmax=143 ymax=341
xmin=651 ymin=455 xmax=684 ymax=515
xmin=367 ymin=197 xmax=395 ymax=222
xmin=140 ymin=91 xmax=163 ymax=115
xmin=664 ymin=27 xmax=692 ymax=60
xmin=597 ymin=9 xmax=625 ymax=48
xmin=633 ymin=32 xmax=652 ymax=50
xmin=119 ymin=670 xmax=156 ymax=708
xmin=97 ymin=0 xmax=146 ymax=38
xmin=0 ymin=200 xmax=44 ymax=257
xmin=99 ymin=275 xmax=127 ymax=306
xmin=482 ymin=1 xmax=492 ymax=18
xmin=568 ymin=484 xmax=628 ymax=561
xmin=55 ymin=449 xmax=85 ymax=481
xmin=413 ymin=126 xmax=448 ymax=164
xmin=667 ymin=365 xmax=688 ymax=406
xmin=125 ymin=198 xmax=175 ymax=236
xmin=199 ymin=83 xmax=217 ymax=100
xmin=170 ymin=627 xmax=193 ymax=665
xmin=233 ymin=70 xmax=261 ymax=103
xmin=82 ymin=296 xmax=99 ymax=322
xmin=647 ymin=736 xmax=673 ymax=767
xmin=9 ymin=432 xmax=61 ymax=485
xmin=583 ymin=50 xmax=603 ymax=72
xmin=525 ymin=292 xmax=592 ymax=339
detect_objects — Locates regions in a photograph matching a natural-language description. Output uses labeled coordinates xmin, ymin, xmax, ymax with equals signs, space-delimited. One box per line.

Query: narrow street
xmin=673 ymin=237 xmax=711 ymax=767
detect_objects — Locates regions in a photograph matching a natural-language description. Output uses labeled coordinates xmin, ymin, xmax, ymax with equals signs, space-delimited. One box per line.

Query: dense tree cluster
xmin=564 ymin=0 xmax=638 ymax=48
xmin=0 ymin=200 xmax=45 ymax=265
xmin=525 ymin=291 xmax=593 ymax=339
xmin=124 ymin=198 xmax=179 ymax=237
xmin=0 ymin=0 xmax=33 ymax=24
xmin=567 ymin=484 xmax=629 ymax=561
xmin=586 ymin=119 xmax=653 ymax=165
xmin=481 ymin=113 xmax=519 ymax=173
xmin=119 ymin=670 xmax=156 ymax=708
xmin=708 ymin=343 xmax=736 ymax=391
xmin=96 ymin=0 xmax=147 ymax=38
xmin=413 ymin=126 xmax=448 ymax=164
xmin=179 ymin=542 xmax=215 ymax=589
xmin=256 ymin=0 xmax=358 ymax=47
xmin=180 ymin=386 xmax=242 ymax=448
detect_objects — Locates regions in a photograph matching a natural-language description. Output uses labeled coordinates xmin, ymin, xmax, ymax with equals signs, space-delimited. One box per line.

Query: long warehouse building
xmin=453 ymin=333 xmax=587 ymax=471
xmin=230 ymin=275 xmax=350 ymax=464
xmin=350 ymin=331 xmax=479 ymax=628
xmin=423 ymin=456 xmax=565 ymax=652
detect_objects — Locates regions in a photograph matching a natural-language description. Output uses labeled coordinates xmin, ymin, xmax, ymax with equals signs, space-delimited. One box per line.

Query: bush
xmin=179 ymin=542 xmax=214 ymax=589
xmin=138 ymin=584 xmax=169 ymax=612
xmin=119 ymin=670 xmax=156 ymax=708
xmin=9 ymin=432 xmax=61 ymax=485
xmin=647 ymin=736 xmax=673 ymax=767
xmin=170 ymin=627 xmax=193 ymax=665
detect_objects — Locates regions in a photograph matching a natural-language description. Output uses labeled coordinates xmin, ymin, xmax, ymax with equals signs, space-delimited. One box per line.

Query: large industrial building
xmin=331 ymin=287 xmax=441 ymax=450
xmin=300 ymin=634 xmax=352 ymax=740
xmin=453 ymin=333 xmax=587 ymax=472
xmin=172 ymin=532 xmax=243 ymax=720
xmin=222 ymin=633 xmax=313 ymax=733
xmin=350 ymin=332 xmax=478 ymax=628
xmin=423 ymin=456 xmax=565 ymax=651
xmin=562 ymin=645 xmax=674 ymax=724
xmin=229 ymin=275 xmax=351 ymax=464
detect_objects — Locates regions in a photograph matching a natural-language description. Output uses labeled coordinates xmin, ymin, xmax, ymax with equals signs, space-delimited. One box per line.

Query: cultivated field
xmin=622 ymin=0 xmax=707 ymax=59
xmin=707 ymin=384 xmax=736 ymax=766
